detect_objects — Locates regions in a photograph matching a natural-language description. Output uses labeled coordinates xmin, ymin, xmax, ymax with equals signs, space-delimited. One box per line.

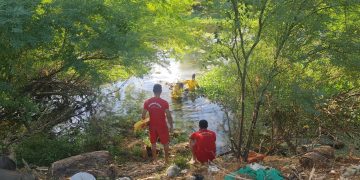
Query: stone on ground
xmin=50 ymin=151 xmax=115 ymax=179
xmin=299 ymin=146 xmax=335 ymax=168
xmin=166 ymin=164 xmax=180 ymax=177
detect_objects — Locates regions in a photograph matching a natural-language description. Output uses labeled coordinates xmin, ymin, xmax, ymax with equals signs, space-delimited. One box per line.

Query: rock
xmin=342 ymin=165 xmax=360 ymax=177
xmin=0 ymin=156 xmax=16 ymax=170
xmin=166 ymin=165 xmax=180 ymax=177
xmin=300 ymin=152 xmax=328 ymax=168
xmin=70 ymin=172 xmax=96 ymax=180
xmin=299 ymin=146 xmax=335 ymax=168
xmin=0 ymin=169 xmax=36 ymax=180
xmin=50 ymin=151 xmax=115 ymax=179
xmin=319 ymin=135 xmax=345 ymax=149
xmin=0 ymin=156 xmax=37 ymax=180
xmin=186 ymin=174 xmax=204 ymax=180
xmin=296 ymin=146 xmax=307 ymax=154
xmin=186 ymin=175 xmax=196 ymax=180
xmin=312 ymin=146 xmax=335 ymax=159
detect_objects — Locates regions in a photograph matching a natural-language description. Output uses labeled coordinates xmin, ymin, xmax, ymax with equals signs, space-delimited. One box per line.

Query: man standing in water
xmin=189 ymin=120 xmax=216 ymax=164
xmin=142 ymin=84 xmax=173 ymax=163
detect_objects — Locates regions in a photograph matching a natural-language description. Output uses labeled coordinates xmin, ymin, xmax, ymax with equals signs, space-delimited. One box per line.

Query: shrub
xmin=173 ymin=156 xmax=189 ymax=169
xmin=172 ymin=131 xmax=189 ymax=144
xmin=15 ymin=134 xmax=79 ymax=166
xmin=131 ymin=145 xmax=143 ymax=158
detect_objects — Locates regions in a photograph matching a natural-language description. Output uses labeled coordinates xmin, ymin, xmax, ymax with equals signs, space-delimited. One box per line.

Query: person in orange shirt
xmin=189 ymin=120 xmax=216 ymax=164
xmin=183 ymin=74 xmax=200 ymax=92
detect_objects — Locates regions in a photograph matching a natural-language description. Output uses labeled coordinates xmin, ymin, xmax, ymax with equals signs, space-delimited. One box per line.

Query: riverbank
xmin=27 ymin=142 xmax=360 ymax=179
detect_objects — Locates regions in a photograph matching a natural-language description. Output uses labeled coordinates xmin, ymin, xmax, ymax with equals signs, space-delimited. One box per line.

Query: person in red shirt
xmin=142 ymin=84 xmax=173 ymax=163
xmin=189 ymin=120 xmax=216 ymax=164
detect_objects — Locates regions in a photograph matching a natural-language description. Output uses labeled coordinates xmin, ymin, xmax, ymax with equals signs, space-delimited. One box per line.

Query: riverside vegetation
xmin=0 ymin=0 xmax=359 ymax=179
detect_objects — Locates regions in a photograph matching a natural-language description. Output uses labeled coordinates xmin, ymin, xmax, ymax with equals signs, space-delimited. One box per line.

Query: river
xmin=106 ymin=57 xmax=229 ymax=154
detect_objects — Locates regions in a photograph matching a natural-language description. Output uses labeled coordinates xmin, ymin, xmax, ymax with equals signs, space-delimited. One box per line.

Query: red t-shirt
xmin=190 ymin=129 xmax=216 ymax=163
xmin=143 ymin=97 xmax=169 ymax=129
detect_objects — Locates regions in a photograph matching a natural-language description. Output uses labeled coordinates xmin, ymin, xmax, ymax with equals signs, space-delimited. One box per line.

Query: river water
xmin=106 ymin=57 xmax=229 ymax=154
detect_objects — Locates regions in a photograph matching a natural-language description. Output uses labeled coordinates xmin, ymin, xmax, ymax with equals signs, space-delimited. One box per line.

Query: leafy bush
xmin=173 ymin=156 xmax=189 ymax=169
xmin=172 ymin=131 xmax=189 ymax=144
xmin=131 ymin=145 xmax=144 ymax=158
xmin=107 ymin=145 xmax=132 ymax=163
xmin=15 ymin=134 xmax=79 ymax=166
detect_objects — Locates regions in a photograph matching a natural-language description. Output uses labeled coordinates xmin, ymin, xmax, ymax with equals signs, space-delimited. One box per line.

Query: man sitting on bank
xmin=189 ymin=120 xmax=216 ymax=164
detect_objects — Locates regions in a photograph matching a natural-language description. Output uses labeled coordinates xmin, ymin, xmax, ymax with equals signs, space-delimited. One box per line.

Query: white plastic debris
xmin=208 ymin=164 xmax=220 ymax=173
xmin=70 ymin=172 xmax=96 ymax=180
xmin=249 ymin=163 xmax=266 ymax=171
xmin=329 ymin=169 xmax=336 ymax=175
xmin=117 ymin=177 xmax=131 ymax=180
xmin=181 ymin=169 xmax=188 ymax=174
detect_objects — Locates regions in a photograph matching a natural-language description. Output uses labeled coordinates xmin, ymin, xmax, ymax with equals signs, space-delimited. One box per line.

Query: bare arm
xmin=189 ymin=137 xmax=198 ymax=163
xmin=165 ymin=109 xmax=173 ymax=132
xmin=141 ymin=108 xmax=147 ymax=120
xmin=189 ymin=138 xmax=196 ymax=148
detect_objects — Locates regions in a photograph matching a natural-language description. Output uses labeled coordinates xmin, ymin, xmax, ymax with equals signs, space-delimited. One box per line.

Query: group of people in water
xmin=141 ymin=74 xmax=216 ymax=164
xmin=168 ymin=73 xmax=200 ymax=100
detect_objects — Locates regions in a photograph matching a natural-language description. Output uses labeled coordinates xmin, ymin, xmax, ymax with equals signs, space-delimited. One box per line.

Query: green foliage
xmin=15 ymin=133 xmax=79 ymax=166
xmin=2 ymin=0 xmax=359 ymax=163
xmin=0 ymin=0 xmax=152 ymax=137
xmin=199 ymin=66 xmax=237 ymax=105
xmin=171 ymin=132 xmax=189 ymax=145
xmin=173 ymin=156 xmax=189 ymax=169
xmin=1 ymin=0 xmax=200 ymax=149
xmin=109 ymin=147 xmax=132 ymax=164
xmin=130 ymin=145 xmax=144 ymax=159
xmin=196 ymin=0 xmax=360 ymax=155
xmin=76 ymin=115 xmax=131 ymax=152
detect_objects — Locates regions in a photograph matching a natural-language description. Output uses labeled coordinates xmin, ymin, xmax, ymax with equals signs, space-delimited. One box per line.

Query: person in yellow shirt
xmin=184 ymin=74 xmax=200 ymax=92
xmin=171 ymin=82 xmax=184 ymax=100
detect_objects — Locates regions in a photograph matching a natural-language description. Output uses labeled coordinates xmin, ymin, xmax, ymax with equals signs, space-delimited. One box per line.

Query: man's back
xmin=191 ymin=129 xmax=216 ymax=163
xmin=144 ymin=97 xmax=169 ymax=128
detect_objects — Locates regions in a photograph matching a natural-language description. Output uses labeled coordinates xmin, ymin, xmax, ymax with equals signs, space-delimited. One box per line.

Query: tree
xmin=0 ymin=0 xmax=197 ymax=148
xmin=199 ymin=0 xmax=360 ymax=159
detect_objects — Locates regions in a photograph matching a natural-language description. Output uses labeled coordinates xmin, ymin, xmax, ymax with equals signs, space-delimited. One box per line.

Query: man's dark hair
xmin=192 ymin=73 xmax=196 ymax=79
xmin=153 ymin=84 xmax=162 ymax=94
xmin=199 ymin=119 xmax=208 ymax=129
